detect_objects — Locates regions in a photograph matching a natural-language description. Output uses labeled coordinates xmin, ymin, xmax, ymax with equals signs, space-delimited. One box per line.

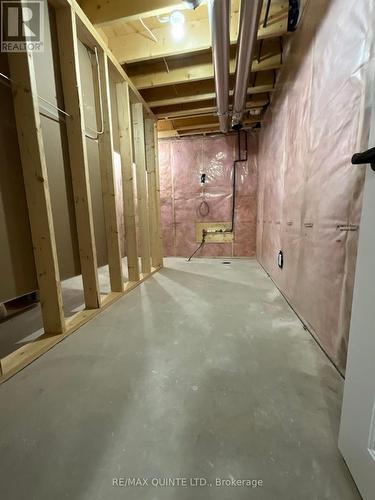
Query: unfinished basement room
xmin=0 ymin=0 xmax=374 ymax=498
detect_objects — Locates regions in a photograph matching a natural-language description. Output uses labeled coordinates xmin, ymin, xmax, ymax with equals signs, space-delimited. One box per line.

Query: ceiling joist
xmin=146 ymin=71 xmax=275 ymax=108
xmin=126 ymin=39 xmax=282 ymax=90
xmin=153 ymin=94 xmax=270 ymax=118
xmin=107 ymin=2 xmax=288 ymax=64
xmin=78 ymin=0 xmax=183 ymax=26
xmin=77 ymin=0 xmax=295 ymax=137
xmin=158 ymin=113 xmax=263 ymax=131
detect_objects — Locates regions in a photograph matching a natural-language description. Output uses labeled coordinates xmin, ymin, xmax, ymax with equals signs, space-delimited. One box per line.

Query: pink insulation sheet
xmin=158 ymin=133 xmax=258 ymax=258
xmin=256 ymin=0 xmax=374 ymax=373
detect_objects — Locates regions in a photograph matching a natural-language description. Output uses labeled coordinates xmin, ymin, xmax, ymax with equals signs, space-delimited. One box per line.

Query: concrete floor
xmin=0 ymin=258 xmax=360 ymax=500
xmin=0 ymin=257 xmax=131 ymax=358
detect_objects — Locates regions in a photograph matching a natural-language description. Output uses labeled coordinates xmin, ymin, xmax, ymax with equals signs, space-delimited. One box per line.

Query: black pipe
xmin=230 ymin=129 xmax=248 ymax=232
xmin=263 ymin=0 xmax=272 ymax=28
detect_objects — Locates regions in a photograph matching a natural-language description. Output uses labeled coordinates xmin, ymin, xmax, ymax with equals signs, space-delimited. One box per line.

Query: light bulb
xmin=171 ymin=23 xmax=185 ymax=40
xmin=170 ymin=10 xmax=185 ymax=40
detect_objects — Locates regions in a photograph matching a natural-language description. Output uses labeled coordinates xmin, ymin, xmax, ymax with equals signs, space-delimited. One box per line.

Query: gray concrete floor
xmin=0 ymin=257 xmax=131 ymax=358
xmin=0 ymin=258 xmax=360 ymax=500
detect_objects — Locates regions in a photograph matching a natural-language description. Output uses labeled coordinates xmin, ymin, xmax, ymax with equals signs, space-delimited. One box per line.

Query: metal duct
xmin=231 ymin=0 xmax=263 ymax=129
xmin=208 ymin=0 xmax=230 ymax=133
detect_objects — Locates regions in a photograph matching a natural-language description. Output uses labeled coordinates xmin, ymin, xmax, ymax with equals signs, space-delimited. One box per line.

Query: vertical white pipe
xmin=208 ymin=0 xmax=230 ymax=133
xmin=232 ymin=0 xmax=263 ymax=129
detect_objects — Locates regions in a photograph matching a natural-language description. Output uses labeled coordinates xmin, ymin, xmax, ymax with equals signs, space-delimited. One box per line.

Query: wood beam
xmin=108 ymin=2 xmax=288 ymax=64
xmin=78 ymin=0 xmax=182 ymax=26
xmin=73 ymin=0 xmax=155 ymax=117
xmin=116 ymin=82 xmax=140 ymax=282
xmin=154 ymin=94 xmax=269 ymax=118
xmin=93 ymin=51 xmax=124 ymax=292
xmin=56 ymin=5 xmax=101 ymax=309
xmin=159 ymin=114 xmax=263 ymax=130
xmin=8 ymin=51 xmax=65 ymax=336
xmin=153 ymin=122 xmax=164 ymax=265
xmin=147 ymin=78 xmax=275 ymax=108
xmin=172 ymin=117 xmax=262 ymax=132
xmin=157 ymin=106 xmax=218 ymax=119
xmin=160 ymin=122 xmax=259 ymax=138
xmin=158 ymin=130 xmax=179 ymax=138
xmin=157 ymin=107 xmax=263 ymax=121
xmin=131 ymin=103 xmax=152 ymax=274
xmin=145 ymin=118 xmax=163 ymax=268
xmin=0 ymin=267 xmax=161 ymax=384
xmin=127 ymin=40 xmax=282 ymax=90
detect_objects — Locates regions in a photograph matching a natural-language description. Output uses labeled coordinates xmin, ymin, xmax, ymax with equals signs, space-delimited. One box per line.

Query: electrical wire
xmin=0 ymin=44 xmax=105 ymax=141
xmin=187 ymin=130 xmax=248 ymax=261
xmin=84 ymin=45 xmax=104 ymax=140
xmin=187 ymin=230 xmax=206 ymax=261
xmin=229 ymin=129 xmax=248 ymax=233
xmin=198 ymin=200 xmax=210 ymax=217
xmin=163 ymin=58 xmax=170 ymax=73
xmin=0 ymin=71 xmax=69 ymax=118
xmin=139 ymin=18 xmax=158 ymax=43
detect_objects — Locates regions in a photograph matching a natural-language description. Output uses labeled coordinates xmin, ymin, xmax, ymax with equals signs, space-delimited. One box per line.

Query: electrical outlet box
xmin=195 ymin=222 xmax=234 ymax=243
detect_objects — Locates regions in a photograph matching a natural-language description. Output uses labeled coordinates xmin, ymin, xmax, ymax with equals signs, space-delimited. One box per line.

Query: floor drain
xmin=222 ymin=261 xmax=231 ymax=265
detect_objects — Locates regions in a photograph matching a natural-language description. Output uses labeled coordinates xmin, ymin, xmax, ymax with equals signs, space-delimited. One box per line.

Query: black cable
xmin=188 ymin=129 xmax=248 ymax=261
xmin=231 ymin=142 xmax=238 ymax=232
xmin=187 ymin=230 xmax=206 ymax=261
xmin=230 ymin=129 xmax=248 ymax=232
xmin=263 ymin=0 xmax=272 ymax=28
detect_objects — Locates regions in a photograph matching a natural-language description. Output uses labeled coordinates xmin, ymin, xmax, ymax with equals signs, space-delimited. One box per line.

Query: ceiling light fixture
xmin=170 ymin=10 xmax=185 ymax=41
xmin=184 ymin=0 xmax=203 ymax=9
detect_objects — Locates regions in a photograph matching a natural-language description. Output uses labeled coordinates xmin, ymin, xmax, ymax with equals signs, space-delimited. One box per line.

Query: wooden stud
xmin=72 ymin=0 xmax=154 ymax=117
xmin=55 ymin=5 xmax=100 ymax=309
xmin=116 ymin=82 xmax=140 ymax=281
xmin=153 ymin=121 xmax=164 ymax=267
xmin=145 ymin=118 xmax=162 ymax=268
xmin=0 ymin=0 xmax=164 ymax=383
xmin=131 ymin=103 xmax=152 ymax=274
xmin=0 ymin=266 xmax=161 ymax=385
xmin=92 ymin=50 xmax=124 ymax=292
xmin=8 ymin=51 xmax=65 ymax=335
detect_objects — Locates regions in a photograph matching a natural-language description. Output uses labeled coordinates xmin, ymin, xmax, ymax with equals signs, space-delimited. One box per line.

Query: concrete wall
xmin=256 ymin=0 xmax=373 ymax=373
xmin=158 ymin=133 xmax=258 ymax=258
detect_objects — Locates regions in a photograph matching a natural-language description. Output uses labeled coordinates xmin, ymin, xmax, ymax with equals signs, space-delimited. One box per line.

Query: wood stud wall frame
xmin=0 ymin=0 xmax=163 ymax=383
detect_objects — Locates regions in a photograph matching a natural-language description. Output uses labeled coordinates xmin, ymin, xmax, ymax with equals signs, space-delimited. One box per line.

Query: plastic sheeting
xmin=256 ymin=0 xmax=374 ymax=373
xmin=159 ymin=133 xmax=257 ymax=258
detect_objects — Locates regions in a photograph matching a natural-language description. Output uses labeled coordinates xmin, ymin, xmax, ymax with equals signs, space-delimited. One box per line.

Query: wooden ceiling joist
xmin=158 ymin=113 xmax=263 ymax=130
xmin=107 ymin=2 xmax=288 ymax=64
xmin=146 ymin=71 xmax=275 ymax=108
xmin=159 ymin=120 xmax=261 ymax=138
xmin=75 ymin=0 xmax=295 ymax=137
xmin=126 ymin=39 xmax=282 ymax=90
xmin=78 ymin=0 xmax=183 ymax=25
xmin=153 ymin=94 xmax=270 ymax=118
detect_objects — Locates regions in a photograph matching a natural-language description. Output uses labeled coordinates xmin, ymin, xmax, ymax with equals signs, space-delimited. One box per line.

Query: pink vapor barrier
xmin=256 ymin=0 xmax=374 ymax=373
xmin=158 ymin=133 xmax=258 ymax=258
